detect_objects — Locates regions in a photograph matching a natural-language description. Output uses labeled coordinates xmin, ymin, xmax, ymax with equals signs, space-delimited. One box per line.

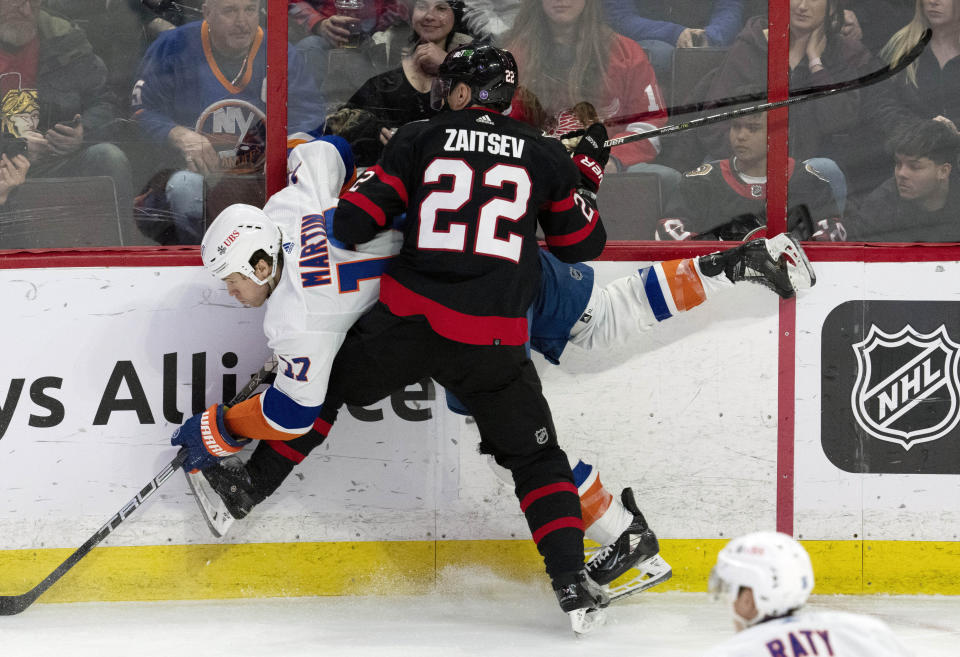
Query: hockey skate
xmin=585 ymin=487 xmax=673 ymax=603
xmin=698 ymin=233 xmax=816 ymax=299
xmin=553 ymin=570 xmax=610 ymax=635
xmin=185 ymin=456 xmax=264 ymax=538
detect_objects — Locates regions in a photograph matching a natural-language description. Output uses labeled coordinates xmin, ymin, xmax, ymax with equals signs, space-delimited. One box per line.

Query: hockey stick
xmin=0 ymin=360 xmax=277 ymax=616
xmin=603 ymin=28 xmax=931 ymax=148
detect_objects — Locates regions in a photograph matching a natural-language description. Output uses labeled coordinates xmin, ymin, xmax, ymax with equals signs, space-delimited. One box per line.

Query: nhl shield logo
xmin=850 ymin=324 xmax=960 ymax=450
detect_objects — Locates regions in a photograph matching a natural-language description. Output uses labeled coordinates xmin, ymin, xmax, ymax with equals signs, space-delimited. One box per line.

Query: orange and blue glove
xmin=171 ymin=403 xmax=250 ymax=472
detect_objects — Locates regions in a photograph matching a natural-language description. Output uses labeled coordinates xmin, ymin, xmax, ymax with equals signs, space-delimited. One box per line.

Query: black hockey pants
xmin=320 ymin=303 xmax=585 ymax=581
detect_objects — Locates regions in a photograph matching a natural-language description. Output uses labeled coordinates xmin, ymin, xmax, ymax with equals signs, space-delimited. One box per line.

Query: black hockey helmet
xmin=431 ymin=44 xmax=518 ymax=112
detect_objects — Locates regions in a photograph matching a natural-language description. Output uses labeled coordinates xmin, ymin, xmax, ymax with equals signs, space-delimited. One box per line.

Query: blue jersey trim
xmin=262 ymin=386 xmax=323 ymax=430
xmin=641 ymin=266 xmax=672 ymax=321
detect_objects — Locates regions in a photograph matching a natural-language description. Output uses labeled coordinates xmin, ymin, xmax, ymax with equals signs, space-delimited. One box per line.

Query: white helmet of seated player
xmin=202 ymin=204 xmax=283 ymax=294
xmin=708 ymin=531 xmax=814 ymax=630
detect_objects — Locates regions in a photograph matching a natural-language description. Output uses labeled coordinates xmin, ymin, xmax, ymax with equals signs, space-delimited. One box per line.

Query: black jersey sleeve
xmin=333 ymin=125 xmax=415 ymax=245
xmin=537 ymin=142 xmax=607 ymax=263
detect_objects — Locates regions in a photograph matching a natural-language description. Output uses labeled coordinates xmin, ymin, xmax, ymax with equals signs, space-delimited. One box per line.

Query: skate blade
xmin=569 ymin=607 xmax=606 ymax=636
xmin=184 ymin=469 xmax=235 ymax=539
xmin=606 ymin=554 xmax=673 ymax=602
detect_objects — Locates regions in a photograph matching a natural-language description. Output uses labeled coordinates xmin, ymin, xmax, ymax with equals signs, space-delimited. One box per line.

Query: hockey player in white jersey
xmin=705 ymin=532 xmax=913 ymax=657
xmin=175 ymin=134 xmax=816 ymax=608
xmin=171 ymin=136 xmax=400 ymax=464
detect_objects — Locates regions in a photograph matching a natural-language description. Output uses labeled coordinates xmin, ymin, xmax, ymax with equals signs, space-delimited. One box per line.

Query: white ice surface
xmin=1 ymin=568 xmax=957 ymax=657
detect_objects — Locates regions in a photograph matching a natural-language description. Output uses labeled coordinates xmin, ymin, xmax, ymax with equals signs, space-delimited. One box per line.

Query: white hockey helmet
xmin=201 ymin=204 xmax=283 ymax=287
xmin=708 ymin=531 xmax=814 ymax=627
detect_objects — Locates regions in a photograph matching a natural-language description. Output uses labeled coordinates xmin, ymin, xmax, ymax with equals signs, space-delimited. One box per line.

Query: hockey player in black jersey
xmin=333 ymin=44 xmax=609 ymax=634
xmin=177 ymin=47 xmax=819 ymax=635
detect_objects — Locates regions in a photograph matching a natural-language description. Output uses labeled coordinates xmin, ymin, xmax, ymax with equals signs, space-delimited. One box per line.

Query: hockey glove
xmin=572 ymin=122 xmax=610 ymax=194
xmin=697 ymin=234 xmax=816 ymax=298
xmin=171 ymin=403 xmax=250 ymax=472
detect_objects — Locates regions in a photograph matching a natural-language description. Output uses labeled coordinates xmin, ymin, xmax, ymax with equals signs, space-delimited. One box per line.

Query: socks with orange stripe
xmin=572 ymin=459 xmax=634 ymax=546
xmin=641 ymin=256 xmax=734 ymax=322
xmin=487 ymin=454 xmax=633 ymax=550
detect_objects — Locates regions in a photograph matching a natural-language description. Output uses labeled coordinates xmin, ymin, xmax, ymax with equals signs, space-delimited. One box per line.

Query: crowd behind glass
xmin=0 ymin=0 xmax=956 ymax=248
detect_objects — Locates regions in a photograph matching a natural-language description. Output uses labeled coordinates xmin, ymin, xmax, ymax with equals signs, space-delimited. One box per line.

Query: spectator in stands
xmin=290 ymin=0 xmax=409 ymax=91
xmin=600 ymin=0 xmax=744 ymax=81
xmin=872 ymin=0 xmax=960 ymax=132
xmin=504 ymin=0 xmax=678 ymax=191
xmin=842 ymin=0 xmax=960 ymax=203
xmin=131 ymin=0 xmax=325 ymax=244
xmin=0 ymin=0 xmax=133 ymax=238
xmin=343 ymin=0 xmax=471 ymax=131
xmin=697 ymin=0 xmax=873 ymax=209
xmin=849 ymin=119 xmax=960 ymax=241
xmin=658 ymin=113 xmax=844 ymax=241
xmin=42 ymin=0 xmax=157 ymax=103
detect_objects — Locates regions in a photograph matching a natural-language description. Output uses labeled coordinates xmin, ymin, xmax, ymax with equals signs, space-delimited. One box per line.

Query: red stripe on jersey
xmin=547 ymin=193 xmax=575 ymax=212
xmin=312 ymin=416 xmax=332 ymax=435
xmin=267 ymin=439 xmax=306 ymax=464
xmin=520 ymin=482 xmax=579 ymax=512
xmin=532 ymin=517 xmax=584 ymax=544
xmin=341 ymin=192 xmax=387 ymax=227
xmin=371 ymin=164 xmax=408 ymax=205
xmin=544 ymin=218 xmax=600 ymax=248
xmin=380 ymin=274 xmax=529 ymax=345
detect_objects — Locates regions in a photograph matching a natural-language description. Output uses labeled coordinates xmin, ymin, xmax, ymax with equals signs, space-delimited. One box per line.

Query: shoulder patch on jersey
xmin=804 ymin=161 xmax=832 ymax=183
xmin=685 ymin=163 xmax=713 ymax=177
xmin=476 ymin=114 xmax=495 ymax=125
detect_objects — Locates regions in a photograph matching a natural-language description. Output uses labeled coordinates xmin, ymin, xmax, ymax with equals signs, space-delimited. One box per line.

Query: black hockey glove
xmin=572 ymin=122 xmax=610 ymax=194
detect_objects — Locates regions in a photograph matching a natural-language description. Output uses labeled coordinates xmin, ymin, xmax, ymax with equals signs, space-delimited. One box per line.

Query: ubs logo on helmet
xmin=216 ymin=230 xmax=240 ymax=256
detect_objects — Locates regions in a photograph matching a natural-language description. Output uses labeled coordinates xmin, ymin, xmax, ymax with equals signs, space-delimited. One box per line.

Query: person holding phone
xmin=0 ymin=0 xmax=133 ymax=240
xmin=599 ymin=0 xmax=744 ymax=80
xmin=0 ymin=151 xmax=29 ymax=207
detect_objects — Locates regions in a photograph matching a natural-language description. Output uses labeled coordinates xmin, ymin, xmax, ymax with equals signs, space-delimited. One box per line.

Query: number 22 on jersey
xmin=417 ymin=158 xmax=532 ymax=263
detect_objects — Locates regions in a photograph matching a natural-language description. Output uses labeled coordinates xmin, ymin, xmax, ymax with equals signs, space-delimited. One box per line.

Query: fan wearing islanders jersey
xmin=131 ymin=0 xmax=325 ymax=244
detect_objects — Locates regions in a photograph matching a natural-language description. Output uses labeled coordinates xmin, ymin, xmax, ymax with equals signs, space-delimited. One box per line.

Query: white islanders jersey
xmin=249 ymin=139 xmax=400 ymax=438
xmin=703 ymin=610 xmax=913 ymax=657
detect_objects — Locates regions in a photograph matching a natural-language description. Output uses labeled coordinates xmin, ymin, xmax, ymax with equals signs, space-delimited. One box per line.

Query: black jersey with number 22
xmin=333 ymin=107 xmax=606 ymax=347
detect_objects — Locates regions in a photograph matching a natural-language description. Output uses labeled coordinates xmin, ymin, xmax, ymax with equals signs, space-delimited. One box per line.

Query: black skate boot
xmin=185 ymin=456 xmax=267 ymax=538
xmin=585 ymin=487 xmax=672 ymax=601
xmin=553 ymin=569 xmax=610 ymax=635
